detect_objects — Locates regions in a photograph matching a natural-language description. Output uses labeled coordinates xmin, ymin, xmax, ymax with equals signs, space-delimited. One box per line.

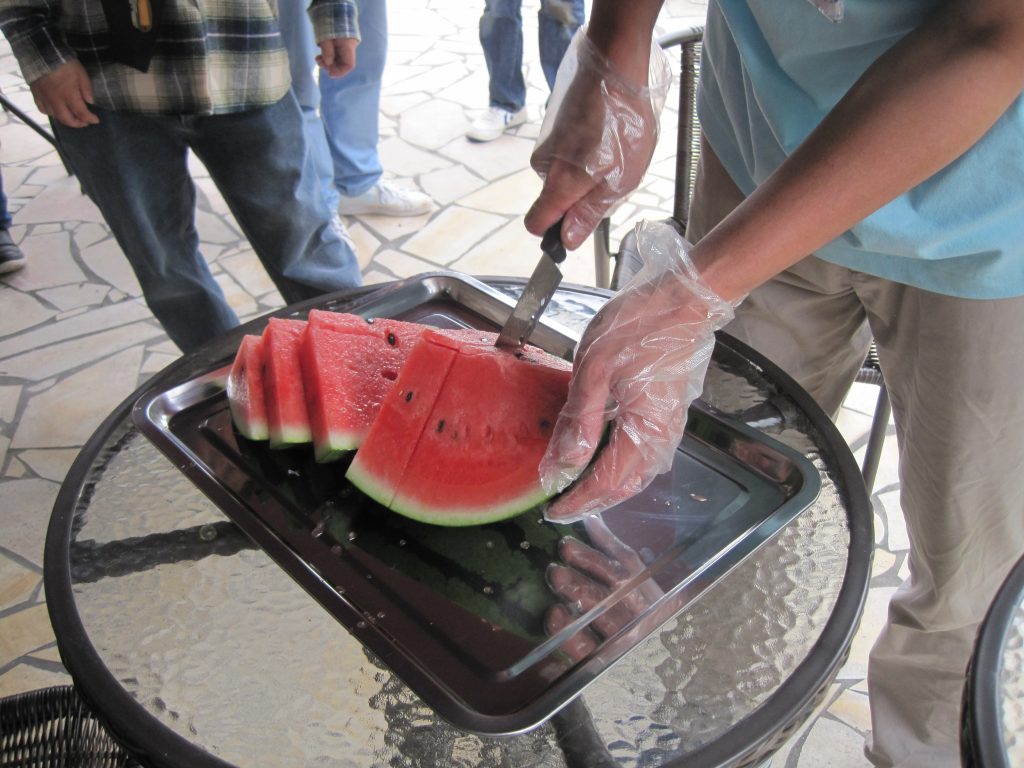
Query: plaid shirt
xmin=0 ymin=0 xmax=358 ymax=115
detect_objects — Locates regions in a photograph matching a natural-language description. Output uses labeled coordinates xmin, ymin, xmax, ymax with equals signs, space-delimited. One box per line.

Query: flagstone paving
xmin=0 ymin=2 xmax=895 ymax=765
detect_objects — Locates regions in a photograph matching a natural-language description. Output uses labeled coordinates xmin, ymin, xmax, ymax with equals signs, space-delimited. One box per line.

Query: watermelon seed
xmin=405 ymin=391 xmax=414 ymax=402
xmin=436 ymin=419 xmax=446 ymax=433
xmin=347 ymin=531 xmax=358 ymax=542
xmin=311 ymin=521 xmax=326 ymax=538
xmin=366 ymin=317 xmax=375 ymax=324
xmin=539 ymin=418 xmax=552 ymax=432
xmin=387 ymin=332 xmax=396 ymax=345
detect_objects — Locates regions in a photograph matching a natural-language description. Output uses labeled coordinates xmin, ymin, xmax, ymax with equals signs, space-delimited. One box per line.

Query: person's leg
xmin=0 ymin=171 xmax=11 ymax=230
xmin=319 ymin=0 xmax=386 ymax=198
xmin=538 ymin=0 xmax=585 ymax=90
xmin=687 ymin=139 xmax=872 ymax=414
xmin=187 ymin=93 xmax=362 ymax=306
xmin=0 ymin=170 xmax=26 ymax=274
xmin=479 ymin=0 xmax=526 ymax=112
xmin=278 ymin=1 xmax=341 ymax=212
xmin=861 ymin=284 xmax=1024 ymax=767
xmin=52 ymin=111 xmax=238 ymax=352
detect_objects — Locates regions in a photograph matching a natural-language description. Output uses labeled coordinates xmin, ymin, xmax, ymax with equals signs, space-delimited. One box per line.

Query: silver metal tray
xmin=131 ymin=272 xmax=821 ymax=735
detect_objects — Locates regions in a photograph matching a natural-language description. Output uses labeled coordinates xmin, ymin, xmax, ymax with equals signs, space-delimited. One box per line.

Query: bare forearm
xmin=585 ymin=0 xmax=664 ymax=83
xmin=692 ymin=0 xmax=1024 ymax=303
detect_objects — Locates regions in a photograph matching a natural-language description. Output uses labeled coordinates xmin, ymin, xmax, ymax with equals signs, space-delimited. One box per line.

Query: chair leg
xmin=861 ymin=384 xmax=891 ymax=495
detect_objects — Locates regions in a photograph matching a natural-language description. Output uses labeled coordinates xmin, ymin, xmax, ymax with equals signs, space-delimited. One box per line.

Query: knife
xmin=496 ymin=220 xmax=567 ymax=349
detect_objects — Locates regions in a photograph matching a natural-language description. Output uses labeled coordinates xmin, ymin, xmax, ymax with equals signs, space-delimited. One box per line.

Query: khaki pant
xmin=688 ymin=139 xmax=1024 ymax=768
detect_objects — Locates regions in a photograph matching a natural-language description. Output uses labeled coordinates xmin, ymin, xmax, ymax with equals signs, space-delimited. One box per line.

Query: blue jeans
xmin=53 ymin=94 xmax=362 ymax=354
xmin=0 ymin=171 xmax=10 ymax=230
xmin=280 ymin=0 xmax=386 ymax=199
xmin=479 ymin=0 xmax=584 ymax=112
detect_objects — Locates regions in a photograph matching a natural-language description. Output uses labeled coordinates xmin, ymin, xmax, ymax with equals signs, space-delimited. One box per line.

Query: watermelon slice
xmin=225 ymin=334 xmax=269 ymax=441
xmin=262 ymin=317 xmax=313 ymax=448
xmin=300 ymin=322 xmax=408 ymax=462
xmin=346 ymin=330 xmax=572 ymax=526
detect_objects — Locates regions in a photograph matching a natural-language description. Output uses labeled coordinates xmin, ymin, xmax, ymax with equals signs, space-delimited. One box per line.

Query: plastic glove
xmin=526 ymin=27 xmax=672 ymax=250
xmin=541 ymin=220 xmax=735 ymax=523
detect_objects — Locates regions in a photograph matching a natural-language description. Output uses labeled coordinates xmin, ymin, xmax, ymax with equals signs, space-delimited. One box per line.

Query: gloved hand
xmin=541 ymin=220 xmax=735 ymax=522
xmin=525 ymin=27 xmax=672 ymax=250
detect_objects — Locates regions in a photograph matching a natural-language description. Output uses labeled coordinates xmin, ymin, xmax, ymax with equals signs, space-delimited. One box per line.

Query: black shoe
xmin=0 ymin=229 xmax=26 ymax=274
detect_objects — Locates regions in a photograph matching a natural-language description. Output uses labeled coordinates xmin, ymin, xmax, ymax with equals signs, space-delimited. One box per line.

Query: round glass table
xmin=962 ymin=551 xmax=1024 ymax=768
xmin=45 ymin=274 xmax=872 ymax=768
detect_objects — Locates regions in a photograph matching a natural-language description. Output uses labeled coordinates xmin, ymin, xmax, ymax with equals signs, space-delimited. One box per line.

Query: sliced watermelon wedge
xmin=225 ymin=334 xmax=269 ymax=441
xmin=346 ymin=330 xmax=572 ymax=526
xmin=263 ymin=317 xmax=313 ymax=449
xmin=300 ymin=322 xmax=408 ymax=462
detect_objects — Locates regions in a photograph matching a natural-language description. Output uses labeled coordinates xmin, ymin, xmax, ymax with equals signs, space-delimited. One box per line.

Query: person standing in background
xmin=280 ymin=0 xmax=433 ymax=219
xmin=0 ymin=0 xmax=364 ymax=354
xmin=468 ymin=0 xmax=585 ymax=142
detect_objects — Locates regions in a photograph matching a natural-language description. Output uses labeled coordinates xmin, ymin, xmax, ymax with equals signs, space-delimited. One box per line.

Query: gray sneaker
xmin=337 ymin=180 xmax=433 ymax=217
xmin=0 ymin=229 xmax=25 ymax=274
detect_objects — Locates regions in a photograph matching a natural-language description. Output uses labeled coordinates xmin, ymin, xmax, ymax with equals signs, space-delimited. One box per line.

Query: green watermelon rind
xmin=314 ymin=429 xmax=361 ymax=463
xmin=228 ymin=403 xmax=269 ymax=442
xmin=346 ymin=461 xmax=552 ymax=528
xmin=268 ymin=424 xmax=313 ymax=449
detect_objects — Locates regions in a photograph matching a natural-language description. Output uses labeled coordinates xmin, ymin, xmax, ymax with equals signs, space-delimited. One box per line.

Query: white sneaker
xmin=337 ymin=180 xmax=433 ymax=217
xmin=467 ymin=106 xmax=528 ymax=142
xmin=329 ymin=212 xmax=356 ymax=252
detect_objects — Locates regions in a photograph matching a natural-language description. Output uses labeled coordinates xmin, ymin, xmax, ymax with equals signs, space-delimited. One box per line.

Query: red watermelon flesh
xmin=225 ymin=334 xmax=269 ymax=441
xmin=300 ymin=322 xmax=408 ymax=462
xmin=346 ymin=330 xmax=572 ymax=526
xmin=263 ymin=317 xmax=313 ymax=448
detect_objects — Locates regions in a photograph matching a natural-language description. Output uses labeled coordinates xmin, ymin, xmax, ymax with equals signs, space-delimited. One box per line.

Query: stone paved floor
xmin=0 ymin=2 xmax=901 ymax=765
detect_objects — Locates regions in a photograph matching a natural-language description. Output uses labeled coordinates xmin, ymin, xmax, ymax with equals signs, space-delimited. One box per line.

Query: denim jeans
xmin=280 ymin=0 xmax=386 ymax=199
xmin=53 ymin=94 xmax=362 ymax=354
xmin=479 ymin=0 xmax=584 ymax=112
xmin=0 ymin=171 xmax=10 ymax=230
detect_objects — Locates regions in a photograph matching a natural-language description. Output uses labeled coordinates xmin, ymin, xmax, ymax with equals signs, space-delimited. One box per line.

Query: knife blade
xmin=496 ymin=220 xmax=567 ymax=349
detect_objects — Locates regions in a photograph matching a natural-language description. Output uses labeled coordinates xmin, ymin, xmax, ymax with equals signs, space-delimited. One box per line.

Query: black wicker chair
xmin=0 ymin=685 xmax=137 ymax=767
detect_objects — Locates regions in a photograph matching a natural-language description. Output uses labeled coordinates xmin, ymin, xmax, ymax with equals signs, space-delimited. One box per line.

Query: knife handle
xmin=541 ymin=219 xmax=567 ymax=264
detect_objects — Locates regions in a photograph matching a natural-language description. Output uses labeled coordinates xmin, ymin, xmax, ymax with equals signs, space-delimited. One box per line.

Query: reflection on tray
xmin=132 ymin=272 xmax=820 ymax=734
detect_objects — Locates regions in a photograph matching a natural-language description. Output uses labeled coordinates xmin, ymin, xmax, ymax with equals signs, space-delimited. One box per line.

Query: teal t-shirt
xmin=697 ymin=0 xmax=1024 ymax=299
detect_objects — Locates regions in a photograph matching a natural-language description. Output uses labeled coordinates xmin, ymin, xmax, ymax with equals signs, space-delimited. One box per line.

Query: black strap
xmin=98 ymin=0 xmax=168 ymax=72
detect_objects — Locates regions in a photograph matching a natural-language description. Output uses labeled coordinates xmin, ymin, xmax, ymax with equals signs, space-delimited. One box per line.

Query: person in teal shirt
xmin=526 ymin=1 xmax=1024 ymax=765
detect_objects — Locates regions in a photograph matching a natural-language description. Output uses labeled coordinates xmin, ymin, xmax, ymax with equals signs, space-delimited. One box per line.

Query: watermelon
xmin=225 ymin=334 xmax=269 ymax=441
xmin=262 ymin=317 xmax=313 ymax=448
xmin=346 ymin=330 xmax=572 ymax=526
xmin=300 ymin=323 xmax=408 ymax=462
